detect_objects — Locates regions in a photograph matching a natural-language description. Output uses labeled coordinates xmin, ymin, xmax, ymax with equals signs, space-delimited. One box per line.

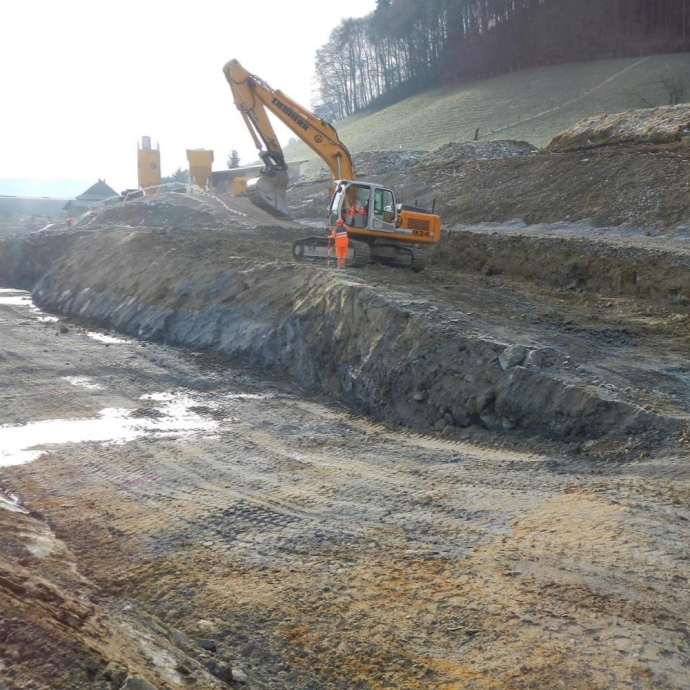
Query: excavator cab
xmin=329 ymin=180 xmax=397 ymax=233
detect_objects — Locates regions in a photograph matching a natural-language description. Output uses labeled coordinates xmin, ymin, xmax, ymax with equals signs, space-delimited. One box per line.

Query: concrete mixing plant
xmin=137 ymin=136 xmax=161 ymax=193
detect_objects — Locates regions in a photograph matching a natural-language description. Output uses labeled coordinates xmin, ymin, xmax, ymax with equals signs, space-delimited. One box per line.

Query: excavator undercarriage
xmin=292 ymin=237 xmax=371 ymax=268
xmin=291 ymin=237 xmax=427 ymax=272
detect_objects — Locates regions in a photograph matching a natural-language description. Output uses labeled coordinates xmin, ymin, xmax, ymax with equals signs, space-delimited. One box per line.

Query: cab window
xmin=328 ymin=185 xmax=346 ymax=225
xmin=373 ymin=188 xmax=395 ymax=223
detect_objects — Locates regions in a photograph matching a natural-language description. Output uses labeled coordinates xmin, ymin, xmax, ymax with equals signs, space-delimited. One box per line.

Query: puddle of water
xmin=0 ymin=289 xmax=133 ymax=336
xmin=86 ymin=332 xmax=129 ymax=344
xmin=0 ymin=291 xmax=32 ymax=306
xmin=62 ymin=376 xmax=104 ymax=391
xmin=0 ymin=289 xmax=60 ymax=322
xmin=0 ymin=392 xmax=219 ymax=467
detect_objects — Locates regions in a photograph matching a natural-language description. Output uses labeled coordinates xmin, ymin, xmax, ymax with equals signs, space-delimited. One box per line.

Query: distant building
xmin=63 ymin=179 xmax=118 ymax=216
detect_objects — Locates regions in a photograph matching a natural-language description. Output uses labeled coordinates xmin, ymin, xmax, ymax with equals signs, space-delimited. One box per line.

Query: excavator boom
xmin=223 ymin=59 xmax=355 ymax=216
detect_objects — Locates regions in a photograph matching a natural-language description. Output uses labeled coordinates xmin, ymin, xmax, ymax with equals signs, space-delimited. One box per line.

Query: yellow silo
xmin=138 ymin=136 xmax=161 ymax=194
xmin=186 ymin=149 xmax=214 ymax=190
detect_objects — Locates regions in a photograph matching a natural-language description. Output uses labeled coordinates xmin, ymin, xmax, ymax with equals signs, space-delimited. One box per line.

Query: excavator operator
xmin=345 ymin=198 xmax=368 ymax=227
xmin=329 ymin=218 xmax=349 ymax=268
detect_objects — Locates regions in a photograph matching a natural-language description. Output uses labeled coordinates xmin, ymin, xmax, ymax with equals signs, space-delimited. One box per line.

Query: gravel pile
xmin=353 ymin=150 xmax=427 ymax=175
xmin=417 ymin=140 xmax=538 ymax=167
xmin=75 ymin=192 xmax=250 ymax=232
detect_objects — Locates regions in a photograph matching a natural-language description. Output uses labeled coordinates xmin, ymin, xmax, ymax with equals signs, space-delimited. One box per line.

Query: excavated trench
xmin=0 ymin=223 xmax=678 ymax=446
xmin=433 ymin=225 xmax=690 ymax=307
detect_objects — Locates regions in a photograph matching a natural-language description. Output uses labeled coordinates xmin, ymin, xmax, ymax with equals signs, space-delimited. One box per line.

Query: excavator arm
xmin=223 ymin=59 xmax=356 ymax=216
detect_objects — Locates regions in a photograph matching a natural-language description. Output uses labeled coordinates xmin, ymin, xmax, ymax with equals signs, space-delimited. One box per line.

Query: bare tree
xmin=312 ymin=0 xmax=690 ymax=118
xmin=658 ymin=73 xmax=687 ymax=105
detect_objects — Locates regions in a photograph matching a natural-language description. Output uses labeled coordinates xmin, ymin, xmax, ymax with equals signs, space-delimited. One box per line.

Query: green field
xmin=284 ymin=53 xmax=690 ymax=165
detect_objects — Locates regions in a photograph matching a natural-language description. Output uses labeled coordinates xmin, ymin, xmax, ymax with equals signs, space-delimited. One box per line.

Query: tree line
xmin=313 ymin=0 xmax=690 ymax=120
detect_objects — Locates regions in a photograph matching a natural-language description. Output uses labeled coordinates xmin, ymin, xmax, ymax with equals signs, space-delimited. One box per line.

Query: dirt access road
xmin=1 ymin=283 xmax=690 ymax=689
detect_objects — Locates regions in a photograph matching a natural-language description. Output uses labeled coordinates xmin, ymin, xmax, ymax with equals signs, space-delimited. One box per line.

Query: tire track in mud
xmin=73 ymin=402 xmax=541 ymax=566
xmin=24 ymin=396 xmax=684 ymax=684
xmin=2 ymin=262 xmax=690 ymax=687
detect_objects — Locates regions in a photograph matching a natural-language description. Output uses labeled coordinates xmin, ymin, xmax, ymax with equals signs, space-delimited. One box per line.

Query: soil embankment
xmin=290 ymin=141 xmax=690 ymax=228
xmin=0 ymin=222 xmax=669 ymax=446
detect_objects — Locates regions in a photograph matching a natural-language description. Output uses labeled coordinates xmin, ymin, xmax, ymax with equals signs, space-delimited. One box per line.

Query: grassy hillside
xmin=284 ymin=53 xmax=690 ymax=169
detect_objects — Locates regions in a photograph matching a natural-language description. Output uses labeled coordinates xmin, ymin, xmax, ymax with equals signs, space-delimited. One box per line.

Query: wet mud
xmin=0 ymin=290 xmax=688 ymax=689
xmin=2 ymin=186 xmax=690 ymax=688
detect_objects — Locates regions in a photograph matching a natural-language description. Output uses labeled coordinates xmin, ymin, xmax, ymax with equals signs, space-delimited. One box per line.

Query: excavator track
xmin=369 ymin=243 xmax=427 ymax=272
xmin=409 ymin=247 xmax=427 ymax=272
xmin=292 ymin=237 xmax=371 ymax=268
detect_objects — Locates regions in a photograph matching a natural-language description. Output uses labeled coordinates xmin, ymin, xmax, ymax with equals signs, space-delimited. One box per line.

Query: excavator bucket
xmin=246 ymin=172 xmax=291 ymax=219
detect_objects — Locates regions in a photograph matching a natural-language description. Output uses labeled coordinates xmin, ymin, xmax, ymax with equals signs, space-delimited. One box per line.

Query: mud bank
xmin=0 ymin=492 xmax=227 ymax=690
xmin=0 ymin=227 xmax=656 ymax=443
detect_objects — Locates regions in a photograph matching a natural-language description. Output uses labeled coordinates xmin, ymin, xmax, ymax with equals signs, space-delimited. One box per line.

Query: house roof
xmin=76 ymin=179 xmax=118 ymax=201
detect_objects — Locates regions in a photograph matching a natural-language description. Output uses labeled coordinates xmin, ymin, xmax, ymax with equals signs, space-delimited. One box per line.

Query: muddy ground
xmin=1 ymin=141 xmax=690 ymax=688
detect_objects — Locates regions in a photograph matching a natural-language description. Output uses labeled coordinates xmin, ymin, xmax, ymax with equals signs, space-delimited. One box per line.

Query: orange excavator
xmin=223 ymin=59 xmax=441 ymax=271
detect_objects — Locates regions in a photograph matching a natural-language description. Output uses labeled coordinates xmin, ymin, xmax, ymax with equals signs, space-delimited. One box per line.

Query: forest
xmin=313 ymin=0 xmax=690 ymax=120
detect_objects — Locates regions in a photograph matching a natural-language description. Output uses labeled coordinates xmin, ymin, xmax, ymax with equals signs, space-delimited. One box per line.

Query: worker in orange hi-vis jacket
xmin=345 ymin=198 xmax=362 ymax=226
xmin=329 ymin=218 xmax=350 ymax=268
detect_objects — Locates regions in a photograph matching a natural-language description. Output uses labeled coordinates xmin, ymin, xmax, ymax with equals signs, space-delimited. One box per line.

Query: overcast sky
xmin=1 ymin=0 xmax=376 ymax=192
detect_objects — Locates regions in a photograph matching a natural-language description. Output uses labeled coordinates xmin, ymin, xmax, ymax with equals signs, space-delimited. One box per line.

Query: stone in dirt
xmin=171 ymin=629 xmax=190 ymax=649
xmin=206 ymin=659 xmax=233 ymax=682
xmin=103 ymin=661 xmax=127 ymax=688
xmin=232 ymin=668 xmax=248 ymax=684
xmin=119 ymin=675 xmax=158 ymax=690
xmin=499 ymin=344 xmax=527 ymax=371
xmin=195 ymin=637 xmax=218 ymax=653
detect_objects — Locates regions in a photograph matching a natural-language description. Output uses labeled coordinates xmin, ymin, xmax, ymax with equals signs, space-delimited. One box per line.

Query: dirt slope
xmin=2 ymin=134 xmax=690 ymax=689
xmin=289 ymin=141 xmax=690 ymax=228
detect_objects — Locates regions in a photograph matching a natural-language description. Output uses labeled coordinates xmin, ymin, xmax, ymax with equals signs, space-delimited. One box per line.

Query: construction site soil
xmin=1 ymin=140 xmax=690 ymax=689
